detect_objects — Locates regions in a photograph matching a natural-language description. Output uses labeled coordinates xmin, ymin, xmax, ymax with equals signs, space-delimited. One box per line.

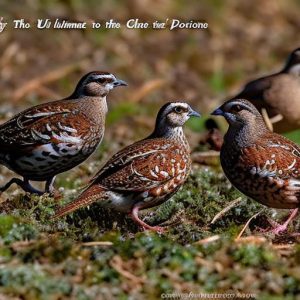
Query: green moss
xmin=232 ymin=244 xmax=276 ymax=267
xmin=0 ymin=165 xmax=298 ymax=298
xmin=3 ymin=223 xmax=39 ymax=245
xmin=0 ymin=215 xmax=19 ymax=236
xmin=0 ymin=265 xmax=72 ymax=300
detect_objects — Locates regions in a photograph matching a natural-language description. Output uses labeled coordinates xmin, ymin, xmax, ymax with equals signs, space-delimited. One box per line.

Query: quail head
xmin=0 ymin=71 xmax=127 ymax=195
xmin=229 ymin=47 xmax=300 ymax=132
xmin=53 ymin=102 xmax=201 ymax=232
xmin=212 ymin=98 xmax=300 ymax=234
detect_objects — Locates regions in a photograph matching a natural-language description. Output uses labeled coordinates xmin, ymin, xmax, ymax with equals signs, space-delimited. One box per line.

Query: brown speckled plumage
xmin=0 ymin=71 xmax=127 ymax=195
xmin=212 ymin=98 xmax=300 ymax=234
xmin=54 ymin=102 xmax=201 ymax=232
xmin=229 ymin=48 xmax=300 ymax=132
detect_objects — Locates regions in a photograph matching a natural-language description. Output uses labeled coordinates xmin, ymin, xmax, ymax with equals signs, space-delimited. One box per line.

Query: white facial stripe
xmin=288 ymin=64 xmax=300 ymax=76
xmin=93 ymin=75 xmax=114 ymax=80
xmin=294 ymin=50 xmax=300 ymax=56
xmin=169 ymin=102 xmax=189 ymax=109
xmin=225 ymin=101 xmax=252 ymax=112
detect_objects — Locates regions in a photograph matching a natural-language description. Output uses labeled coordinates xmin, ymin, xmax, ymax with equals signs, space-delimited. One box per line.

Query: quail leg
xmin=45 ymin=176 xmax=56 ymax=195
xmin=130 ymin=205 xmax=165 ymax=233
xmin=0 ymin=177 xmax=44 ymax=195
xmin=269 ymin=208 xmax=298 ymax=235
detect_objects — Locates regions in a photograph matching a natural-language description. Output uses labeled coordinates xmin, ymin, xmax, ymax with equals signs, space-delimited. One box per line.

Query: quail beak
xmin=211 ymin=107 xmax=224 ymax=116
xmin=188 ymin=109 xmax=201 ymax=118
xmin=113 ymin=79 xmax=128 ymax=87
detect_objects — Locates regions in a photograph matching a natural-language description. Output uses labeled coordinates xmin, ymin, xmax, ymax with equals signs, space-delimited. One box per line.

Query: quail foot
xmin=212 ymin=98 xmax=300 ymax=235
xmin=53 ymin=102 xmax=201 ymax=232
xmin=0 ymin=71 xmax=127 ymax=195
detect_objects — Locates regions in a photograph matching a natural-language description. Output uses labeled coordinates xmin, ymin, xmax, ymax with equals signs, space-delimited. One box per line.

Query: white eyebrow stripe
xmin=93 ymin=75 xmax=113 ymax=79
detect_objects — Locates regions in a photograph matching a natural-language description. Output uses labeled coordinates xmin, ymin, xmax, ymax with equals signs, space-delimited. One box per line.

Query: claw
xmin=130 ymin=205 xmax=166 ymax=233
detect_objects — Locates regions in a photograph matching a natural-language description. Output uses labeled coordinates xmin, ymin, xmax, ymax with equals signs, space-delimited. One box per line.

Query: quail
xmin=229 ymin=47 xmax=300 ymax=132
xmin=0 ymin=71 xmax=127 ymax=195
xmin=212 ymin=98 xmax=300 ymax=234
xmin=53 ymin=102 xmax=201 ymax=232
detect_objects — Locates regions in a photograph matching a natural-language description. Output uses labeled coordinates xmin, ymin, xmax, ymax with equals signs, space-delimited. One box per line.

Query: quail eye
xmin=97 ymin=78 xmax=106 ymax=84
xmin=232 ymin=104 xmax=242 ymax=112
xmin=174 ymin=107 xmax=184 ymax=113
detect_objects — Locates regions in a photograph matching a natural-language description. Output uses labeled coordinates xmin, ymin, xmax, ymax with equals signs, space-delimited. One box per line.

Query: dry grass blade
xmin=81 ymin=241 xmax=113 ymax=246
xmin=12 ymin=59 xmax=90 ymax=102
xmin=210 ymin=197 xmax=243 ymax=224
xmin=131 ymin=79 xmax=166 ymax=103
xmin=235 ymin=235 xmax=267 ymax=245
xmin=261 ymin=108 xmax=273 ymax=132
xmin=110 ymin=256 xmax=146 ymax=284
xmin=235 ymin=210 xmax=263 ymax=240
xmin=195 ymin=235 xmax=220 ymax=245
xmin=273 ymin=244 xmax=295 ymax=256
xmin=0 ymin=43 xmax=19 ymax=68
xmin=270 ymin=114 xmax=283 ymax=124
xmin=192 ymin=150 xmax=220 ymax=160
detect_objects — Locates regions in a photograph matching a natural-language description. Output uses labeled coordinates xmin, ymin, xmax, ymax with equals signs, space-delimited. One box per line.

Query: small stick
xmin=195 ymin=234 xmax=220 ymax=245
xmin=261 ymin=108 xmax=273 ymax=132
xmin=81 ymin=241 xmax=113 ymax=246
xmin=210 ymin=197 xmax=243 ymax=224
xmin=12 ymin=59 xmax=89 ymax=102
xmin=131 ymin=79 xmax=166 ymax=103
xmin=270 ymin=114 xmax=283 ymax=124
xmin=192 ymin=150 xmax=220 ymax=159
xmin=235 ymin=210 xmax=263 ymax=240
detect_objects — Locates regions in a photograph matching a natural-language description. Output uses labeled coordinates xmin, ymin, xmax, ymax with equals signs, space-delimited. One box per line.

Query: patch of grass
xmin=284 ymin=129 xmax=300 ymax=144
xmin=0 ymin=166 xmax=298 ymax=298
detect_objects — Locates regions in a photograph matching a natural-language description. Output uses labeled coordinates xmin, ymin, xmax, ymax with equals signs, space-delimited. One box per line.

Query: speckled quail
xmin=212 ymin=98 xmax=300 ymax=234
xmin=229 ymin=48 xmax=300 ymax=132
xmin=53 ymin=102 xmax=201 ymax=232
xmin=0 ymin=71 xmax=127 ymax=195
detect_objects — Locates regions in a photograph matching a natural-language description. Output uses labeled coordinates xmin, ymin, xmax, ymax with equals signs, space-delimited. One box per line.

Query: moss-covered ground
xmin=0 ymin=163 xmax=299 ymax=299
xmin=1 ymin=1 xmax=300 ymax=298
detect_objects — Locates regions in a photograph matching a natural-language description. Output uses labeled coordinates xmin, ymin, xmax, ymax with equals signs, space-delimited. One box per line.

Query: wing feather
xmin=93 ymin=139 xmax=187 ymax=192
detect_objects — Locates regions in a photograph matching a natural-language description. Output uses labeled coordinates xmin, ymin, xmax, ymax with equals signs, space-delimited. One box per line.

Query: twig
xmin=195 ymin=235 xmax=220 ymax=245
xmin=235 ymin=235 xmax=267 ymax=245
xmin=235 ymin=210 xmax=263 ymax=240
xmin=81 ymin=241 xmax=113 ymax=247
xmin=210 ymin=197 xmax=243 ymax=224
xmin=192 ymin=150 xmax=220 ymax=159
xmin=261 ymin=108 xmax=273 ymax=132
xmin=270 ymin=114 xmax=283 ymax=124
xmin=131 ymin=79 xmax=166 ymax=103
xmin=110 ymin=256 xmax=146 ymax=284
xmin=0 ymin=42 xmax=19 ymax=68
xmin=12 ymin=58 xmax=90 ymax=102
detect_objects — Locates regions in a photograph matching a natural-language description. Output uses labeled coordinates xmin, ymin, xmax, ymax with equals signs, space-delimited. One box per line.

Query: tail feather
xmin=53 ymin=185 xmax=105 ymax=219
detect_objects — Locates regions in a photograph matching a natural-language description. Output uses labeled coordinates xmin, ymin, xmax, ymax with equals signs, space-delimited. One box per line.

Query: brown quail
xmin=229 ymin=48 xmax=300 ymax=132
xmin=212 ymin=98 xmax=300 ymax=234
xmin=53 ymin=102 xmax=201 ymax=232
xmin=0 ymin=71 xmax=127 ymax=195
